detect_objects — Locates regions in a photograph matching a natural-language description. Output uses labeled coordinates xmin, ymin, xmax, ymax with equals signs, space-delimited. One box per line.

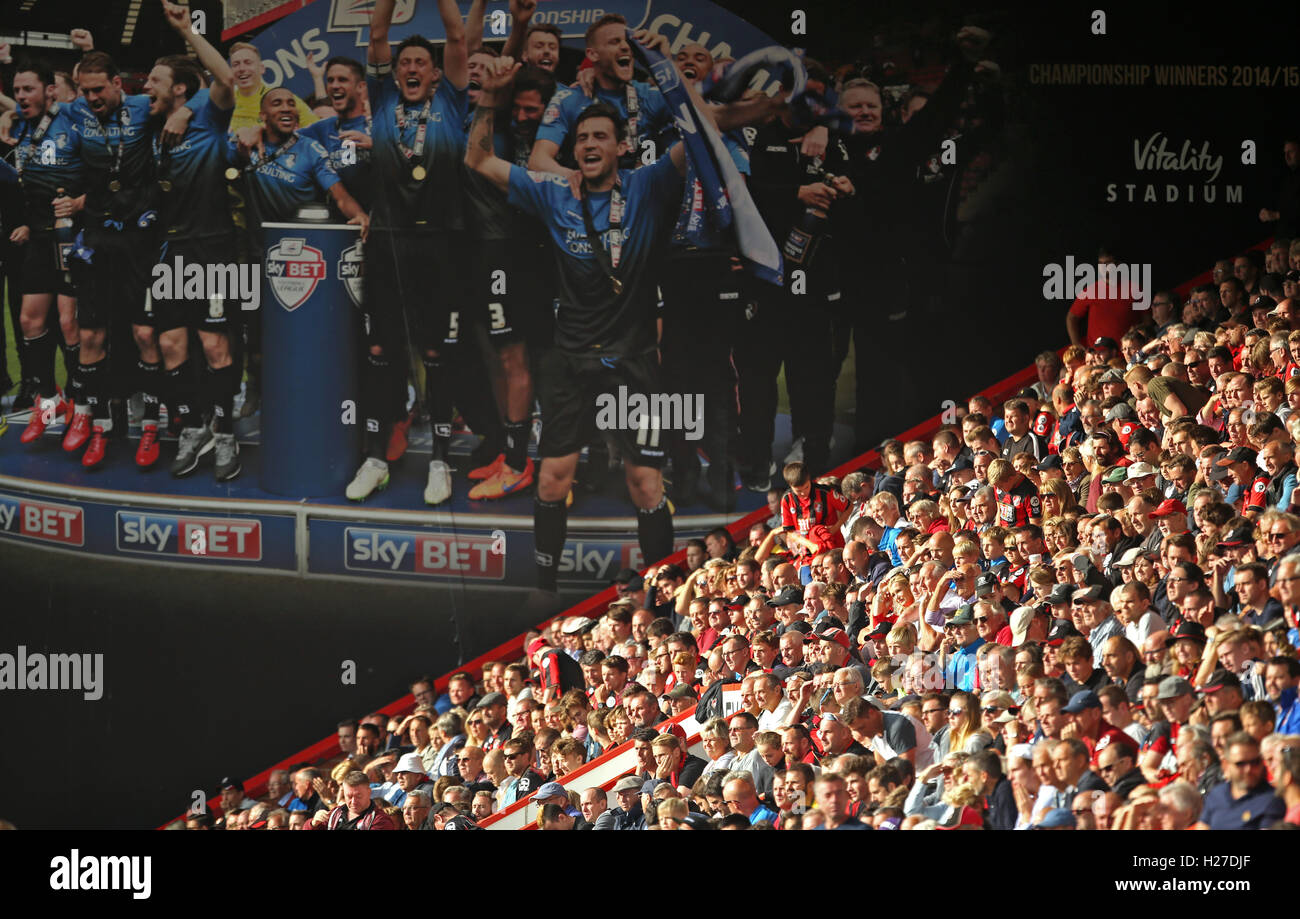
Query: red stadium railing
xmin=163 ymin=237 xmax=1272 ymax=827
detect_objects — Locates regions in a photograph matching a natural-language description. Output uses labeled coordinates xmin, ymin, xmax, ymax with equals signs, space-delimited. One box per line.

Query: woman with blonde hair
xmin=946 ymin=691 xmax=991 ymax=754
xmin=1038 ymin=477 xmax=1077 ymax=518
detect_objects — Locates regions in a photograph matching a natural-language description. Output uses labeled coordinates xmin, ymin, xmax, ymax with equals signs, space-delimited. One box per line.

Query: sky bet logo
xmin=0 ymin=495 xmax=84 ymax=546
xmin=116 ymin=512 xmax=262 ymax=561
xmin=345 ymin=528 xmax=504 ymax=579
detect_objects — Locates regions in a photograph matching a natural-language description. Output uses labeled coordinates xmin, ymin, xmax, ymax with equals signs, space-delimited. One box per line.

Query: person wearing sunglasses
xmin=499 ymin=737 xmax=548 ymax=806
xmin=1197 ymin=732 xmax=1286 ymax=829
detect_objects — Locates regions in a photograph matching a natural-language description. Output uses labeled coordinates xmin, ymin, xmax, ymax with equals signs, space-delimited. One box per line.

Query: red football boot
xmin=62 ymin=409 xmax=93 ymax=452
xmin=82 ymin=425 xmax=108 ymax=468
xmin=136 ymin=423 xmax=160 ymax=469
xmin=468 ymin=453 xmax=504 ymax=480
xmin=386 ymin=411 xmax=414 ymax=462
xmin=19 ymin=396 xmax=66 ymax=444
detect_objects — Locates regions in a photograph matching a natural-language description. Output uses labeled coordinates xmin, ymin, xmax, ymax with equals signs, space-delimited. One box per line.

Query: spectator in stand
xmin=313 ymin=772 xmax=396 ymax=830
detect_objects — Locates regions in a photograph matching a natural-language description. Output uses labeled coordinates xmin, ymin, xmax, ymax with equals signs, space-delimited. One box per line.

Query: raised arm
xmin=161 ymin=0 xmax=233 ymax=110
xmin=465 ymin=56 xmax=522 ymax=193
xmin=438 ymin=0 xmax=469 ymax=90
xmin=466 ymin=0 xmax=487 ymax=55
xmin=369 ymin=0 xmax=396 ymax=67
xmin=503 ymin=0 xmax=537 ymax=61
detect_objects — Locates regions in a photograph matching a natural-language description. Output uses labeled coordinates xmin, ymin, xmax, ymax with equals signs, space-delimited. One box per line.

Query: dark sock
xmin=504 ymin=419 xmax=529 ymax=472
xmin=80 ymin=359 xmax=107 ymax=424
xmin=16 ymin=334 xmax=34 ymax=395
xmin=207 ymin=363 xmax=238 ymax=434
xmin=137 ymin=360 xmax=161 ymax=423
xmin=423 ymin=354 xmax=452 ymax=462
xmin=361 ymin=352 xmax=393 ymax=459
xmin=61 ymin=341 xmax=80 ymax=390
xmin=24 ymin=332 xmax=58 ymax=400
xmin=534 ymin=496 xmax=567 ymax=591
xmin=637 ymin=496 xmax=674 ymax=567
xmin=165 ymin=359 xmax=198 ymax=429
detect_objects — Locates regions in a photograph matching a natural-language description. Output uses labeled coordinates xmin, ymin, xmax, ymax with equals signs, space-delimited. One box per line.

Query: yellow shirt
xmin=230 ymin=81 xmax=319 ymax=131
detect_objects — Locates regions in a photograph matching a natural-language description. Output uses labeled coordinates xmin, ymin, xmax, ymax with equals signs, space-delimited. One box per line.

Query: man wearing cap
xmin=766 ymin=586 xmax=806 ymax=634
xmin=600 ymin=775 xmax=647 ymax=831
xmin=1070 ymin=585 xmax=1123 ymax=666
xmin=941 ymin=606 xmax=984 ymax=692
xmin=664 ymin=683 xmax=698 ymax=717
xmin=1217 ymin=448 xmax=1268 ymax=516
xmin=1063 ymin=689 xmax=1129 ymax=757
xmin=1149 ymin=498 xmax=1190 ymax=542
xmin=374 ymin=752 xmax=433 ymax=807
xmin=1197 ymin=732 xmax=1286 ymax=829
xmin=1010 ymin=606 xmax=1050 ymax=647
xmin=533 ymin=781 xmax=584 ymax=822
xmin=1198 ymin=670 xmax=1246 ymax=717
xmin=1156 ymin=676 xmax=1196 ymax=727
xmin=476 ymin=693 xmax=512 ymax=751
xmin=217 ymin=778 xmax=254 ymax=824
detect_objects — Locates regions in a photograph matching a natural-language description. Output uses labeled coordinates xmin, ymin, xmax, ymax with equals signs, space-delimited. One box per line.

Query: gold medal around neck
xmin=411 ymin=164 xmax=427 ymax=182
xmin=611 ymin=278 xmax=623 ymax=295
xmin=158 ymin=179 xmax=172 ymax=192
xmin=108 ymin=179 xmax=121 ymax=192
xmin=225 ymin=167 xmax=240 ymax=181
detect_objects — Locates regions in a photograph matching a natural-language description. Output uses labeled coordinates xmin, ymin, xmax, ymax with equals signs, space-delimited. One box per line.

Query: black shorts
xmin=150 ymin=235 xmax=241 ymax=333
xmin=77 ymin=226 xmax=157 ymax=328
xmin=362 ymin=229 xmax=457 ymax=354
xmin=18 ymin=230 xmax=78 ymax=298
xmin=454 ymin=236 xmax=519 ymax=344
xmin=538 ymin=348 xmax=667 ymax=467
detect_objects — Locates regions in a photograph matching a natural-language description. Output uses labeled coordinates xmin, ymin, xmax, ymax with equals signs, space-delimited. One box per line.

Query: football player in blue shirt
xmin=148 ymin=0 xmax=242 ymax=481
xmin=64 ymin=51 xmax=181 ymax=469
xmin=528 ymin=13 xmax=673 ymax=179
xmin=297 ymin=57 xmax=373 ymax=212
xmin=227 ymin=88 xmax=369 ymax=232
xmin=467 ymin=40 xmax=713 ymax=591
xmin=11 ymin=60 xmax=85 ymax=446
xmin=346 ymin=0 xmax=471 ymax=505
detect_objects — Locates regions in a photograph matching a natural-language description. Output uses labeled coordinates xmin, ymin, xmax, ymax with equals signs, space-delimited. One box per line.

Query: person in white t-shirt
xmin=1111 ymin=580 xmax=1162 ymax=647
